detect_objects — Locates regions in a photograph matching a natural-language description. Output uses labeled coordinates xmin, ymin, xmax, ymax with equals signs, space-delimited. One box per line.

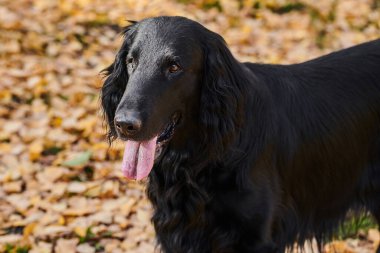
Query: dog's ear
xmin=200 ymin=32 xmax=245 ymax=159
xmin=101 ymin=22 xmax=137 ymax=142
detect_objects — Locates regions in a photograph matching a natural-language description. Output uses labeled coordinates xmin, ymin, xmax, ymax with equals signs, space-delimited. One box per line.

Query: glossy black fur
xmin=101 ymin=16 xmax=380 ymax=253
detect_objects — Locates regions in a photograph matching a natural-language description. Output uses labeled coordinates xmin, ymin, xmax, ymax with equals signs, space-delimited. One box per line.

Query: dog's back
xmin=245 ymin=39 xmax=380 ymax=248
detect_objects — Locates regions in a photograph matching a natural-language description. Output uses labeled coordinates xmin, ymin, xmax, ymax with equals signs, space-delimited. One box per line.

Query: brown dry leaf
xmin=3 ymin=181 xmax=23 ymax=193
xmin=28 ymin=140 xmax=44 ymax=161
xmin=101 ymin=180 xmax=120 ymax=197
xmin=88 ymin=211 xmax=113 ymax=224
xmin=77 ymin=243 xmax=96 ymax=253
xmin=137 ymin=208 xmax=151 ymax=224
xmin=34 ymin=225 xmax=71 ymax=237
xmin=67 ymin=181 xmax=88 ymax=193
xmin=55 ymin=238 xmax=79 ymax=253
xmin=29 ymin=241 xmax=53 ymax=253
xmin=114 ymin=214 xmax=130 ymax=229
xmin=121 ymin=238 xmax=139 ymax=251
xmin=63 ymin=207 xmax=97 ymax=216
xmin=368 ymin=229 xmax=380 ymax=249
xmin=19 ymin=211 xmax=45 ymax=226
xmin=5 ymin=194 xmax=31 ymax=213
xmin=36 ymin=166 xmax=67 ymax=183
xmin=2 ymin=121 xmax=22 ymax=134
xmin=101 ymin=239 xmax=122 ymax=252
xmin=119 ymin=198 xmax=137 ymax=215
xmin=50 ymin=182 xmax=68 ymax=198
xmin=0 ymin=234 xmax=23 ymax=244
xmin=84 ymin=183 xmax=102 ymax=197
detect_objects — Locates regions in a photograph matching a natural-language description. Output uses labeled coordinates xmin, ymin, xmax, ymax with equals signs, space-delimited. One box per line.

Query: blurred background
xmin=0 ymin=0 xmax=379 ymax=252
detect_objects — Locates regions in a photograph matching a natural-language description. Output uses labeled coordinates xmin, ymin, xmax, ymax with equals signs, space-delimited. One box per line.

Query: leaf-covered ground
xmin=0 ymin=0 xmax=379 ymax=252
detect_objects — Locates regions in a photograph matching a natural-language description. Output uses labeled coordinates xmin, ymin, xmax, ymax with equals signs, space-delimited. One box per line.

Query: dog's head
xmin=101 ymin=16 xmax=244 ymax=179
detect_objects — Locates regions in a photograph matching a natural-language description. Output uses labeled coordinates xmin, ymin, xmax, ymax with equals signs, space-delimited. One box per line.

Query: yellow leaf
xmin=0 ymin=89 xmax=11 ymax=101
xmin=77 ymin=117 xmax=96 ymax=136
xmin=51 ymin=117 xmax=63 ymax=127
xmin=84 ymin=184 xmax=102 ymax=197
xmin=29 ymin=140 xmax=44 ymax=161
xmin=63 ymin=207 xmax=96 ymax=216
xmin=58 ymin=216 xmax=66 ymax=226
xmin=74 ymin=226 xmax=87 ymax=238
xmin=30 ymin=196 xmax=41 ymax=206
xmin=23 ymin=222 xmax=37 ymax=238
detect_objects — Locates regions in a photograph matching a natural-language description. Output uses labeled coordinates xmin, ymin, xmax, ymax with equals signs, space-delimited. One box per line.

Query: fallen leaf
xmin=0 ymin=234 xmax=23 ymax=244
xmin=23 ymin=222 xmax=37 ymax=238
xmin=89 ymin=211 xmax=113 ymax=224
xmin=29 ymin=242 xmax=52 ymax=253
xmin=77 ymin=243 xmax=96 ymax=253
xmin=55 ymin=238 xmax=79 ymax=253
xmin=67 ymin=182 xmax=88 ymax=194
xmin=3 ymin=181 xmax=23 ymax=193
xmin=29 ymin=140 xmax=44 ymax=161
xmin=62 ymin=151 xmax=92 ymax=167
xmin=34 ymin=225 xmax=71 ymax=237
xmin=368 ymin=229 xmax=380 ymax=249
xmin=63 ymin=207 xmax=97 ymax=216
xmin=74 ymin=226 xmax=87 ymax=237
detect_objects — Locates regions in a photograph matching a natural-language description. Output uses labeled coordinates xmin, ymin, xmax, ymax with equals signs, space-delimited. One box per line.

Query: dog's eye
xmin=168 ymin=63 xmax=181 ymax=73
xmin=126 ymin=57 xmax=134 ymax=65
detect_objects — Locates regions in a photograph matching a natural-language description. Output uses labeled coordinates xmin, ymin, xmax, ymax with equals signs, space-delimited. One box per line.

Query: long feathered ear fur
xmin=101 ymin=22 xmax=137 ymax=142
xmin=200 ymin=32 xmax=246 ymax=160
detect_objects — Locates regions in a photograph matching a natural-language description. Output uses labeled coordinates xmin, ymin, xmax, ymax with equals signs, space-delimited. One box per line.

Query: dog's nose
xmin=114 ymin=115 xmax=142 ymax=136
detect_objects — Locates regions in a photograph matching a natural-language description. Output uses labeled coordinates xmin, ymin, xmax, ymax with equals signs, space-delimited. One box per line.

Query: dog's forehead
xmin=139 ymin=16 xmax=201 ymax=35
xmin=132 ymin=17 xmax=202 ymax=54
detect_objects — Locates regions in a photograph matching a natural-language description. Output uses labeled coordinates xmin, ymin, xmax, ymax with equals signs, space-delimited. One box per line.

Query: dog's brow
xmin=129 ymin=50 xmax=137 ymax=58
xmin=162 ymin=55 xmax=180 ymax=63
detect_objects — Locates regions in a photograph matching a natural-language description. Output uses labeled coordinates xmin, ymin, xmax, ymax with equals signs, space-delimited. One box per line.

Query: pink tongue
xmin=121 ymin=136 xmax=157 ymax=180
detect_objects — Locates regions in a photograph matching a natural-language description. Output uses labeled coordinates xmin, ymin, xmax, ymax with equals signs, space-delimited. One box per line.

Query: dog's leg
xmin=235 ymin=192 xmax=281 ymax=252
xmin=214 ymin=188 xmax=279 ymax=253
xmin=247 ymin=171 xmax=282 ymax=253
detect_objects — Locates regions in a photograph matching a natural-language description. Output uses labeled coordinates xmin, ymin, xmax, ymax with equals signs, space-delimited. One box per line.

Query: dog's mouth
xmin=121 ymin=113 xmax=180 ymax=180
xmin=155 ymin=114 xmax=179 ymax=159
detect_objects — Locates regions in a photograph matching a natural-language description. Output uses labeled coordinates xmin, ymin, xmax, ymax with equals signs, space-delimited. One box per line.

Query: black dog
xmin=101 ymin=16 xmax=380 ymax=253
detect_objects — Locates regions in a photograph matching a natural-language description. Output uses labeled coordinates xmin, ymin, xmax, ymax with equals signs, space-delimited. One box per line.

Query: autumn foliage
xmin=0 ymin=0 xmax=379 ymax=252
